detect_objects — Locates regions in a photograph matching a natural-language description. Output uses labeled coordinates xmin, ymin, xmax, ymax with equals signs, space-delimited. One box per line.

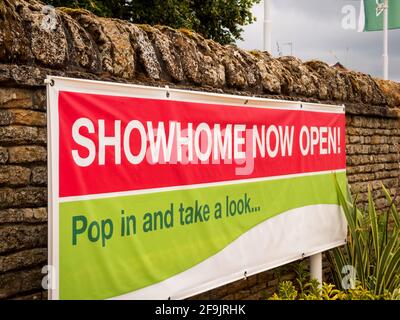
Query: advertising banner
xmin=47 ymin=76 xmax=347 ymax=300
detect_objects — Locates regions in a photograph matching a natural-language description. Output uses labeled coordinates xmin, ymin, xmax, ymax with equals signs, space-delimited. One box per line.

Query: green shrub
xmin=269 ymin=280 xmax=398 ymax=300
xmin=328 ymin=178 xmax=400 ymax=295
xmin=270 ymin=177 xmax=400 ymax=300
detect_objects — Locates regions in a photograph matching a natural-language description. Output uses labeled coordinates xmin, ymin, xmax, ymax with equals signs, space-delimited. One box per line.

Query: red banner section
xmin=59 ymin=91 xmax=346 ymax=197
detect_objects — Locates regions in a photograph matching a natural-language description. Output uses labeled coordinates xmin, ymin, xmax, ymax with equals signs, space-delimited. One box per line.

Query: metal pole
xmin=383 ymin=0 xmax=389 ymax=80
xmin=263 ymin=0 xmax=272 ymax=53
xmin=309 ymin=253 xmax=323 ymax=286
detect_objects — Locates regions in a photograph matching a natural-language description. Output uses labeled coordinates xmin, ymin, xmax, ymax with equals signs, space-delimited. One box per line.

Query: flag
xmin=358 ymin=0 xmax=400 ymax=32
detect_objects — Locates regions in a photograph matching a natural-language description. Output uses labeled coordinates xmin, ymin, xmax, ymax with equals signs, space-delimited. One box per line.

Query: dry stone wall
xmin=0 ymin=0 xmax=399 ymax=300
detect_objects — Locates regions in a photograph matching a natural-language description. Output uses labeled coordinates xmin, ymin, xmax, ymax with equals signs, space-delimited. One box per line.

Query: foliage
xmin=270 ymin=180 xmax=400 ymax=301
xmin=268 ymin=280 xmax=398 ymax=300
xmin=45 ymin=0 xmax=261 ymax=44
xmin=270 ymin=261 xmax=342 ymax=300
xmin=46 ymin=0 xmax=115 ymax=17
xmin=293 ymin=260 xmax=311 ymax=294
xmin=328 ymin=178 xmax=400 ymax=296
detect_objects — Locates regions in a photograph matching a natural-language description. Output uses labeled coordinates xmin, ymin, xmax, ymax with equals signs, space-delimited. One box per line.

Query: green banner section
xmin=59 ymin=172 xmax=347 ymax=299
xmin=363 ymin=0 xmax=400 ymax=31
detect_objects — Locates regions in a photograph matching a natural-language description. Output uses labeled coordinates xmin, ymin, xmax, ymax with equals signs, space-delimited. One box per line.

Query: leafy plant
xmin=270 ymin=281 xmax=298 ymax=300
xmin=328 ymin=178 xmax=400 ymax=295
xmin=269 ymin=280 xmax=390 ymax=300
xmin=293 ymin=260 xmax=310 ymax=295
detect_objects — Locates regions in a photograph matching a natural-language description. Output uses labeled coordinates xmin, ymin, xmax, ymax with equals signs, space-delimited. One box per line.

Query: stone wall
xmin=346 ymin=115 xmax=400 ymax=209
xmin=0 ymin=87 xmax=47 ymax=299
xmin=0 ymin=0 xmax=399 ymax=300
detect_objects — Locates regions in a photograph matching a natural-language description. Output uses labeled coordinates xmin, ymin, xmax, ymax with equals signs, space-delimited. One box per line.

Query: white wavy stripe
xmin=110 ymin=204 xmax=347 ymax=300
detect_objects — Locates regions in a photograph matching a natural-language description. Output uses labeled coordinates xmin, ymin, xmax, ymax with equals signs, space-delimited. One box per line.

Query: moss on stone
xmin=178 ymin=28 xmax=202 ymax=41
xmin=137 ymin=24 xmax=155 ymax=33
xmin=0 ymin=0 xmax=6 ymax=18
xmin=59 ymin=7 xmax=92 ymax=17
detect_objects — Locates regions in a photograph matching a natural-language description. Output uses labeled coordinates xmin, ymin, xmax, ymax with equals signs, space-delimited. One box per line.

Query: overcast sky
xmin=237 ymin=0 xmax=400 ymax=82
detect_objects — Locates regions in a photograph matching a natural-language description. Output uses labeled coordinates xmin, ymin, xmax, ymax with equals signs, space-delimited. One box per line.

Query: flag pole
xmin=263 ymin=0 xmax=272 ymax=53
xmin=383 ymin=0 xmax=389 ymax=80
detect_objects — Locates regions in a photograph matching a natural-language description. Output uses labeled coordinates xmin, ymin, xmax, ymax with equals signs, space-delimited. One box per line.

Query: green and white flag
xmin=359 ymin=0 xmax=400 ymax=32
